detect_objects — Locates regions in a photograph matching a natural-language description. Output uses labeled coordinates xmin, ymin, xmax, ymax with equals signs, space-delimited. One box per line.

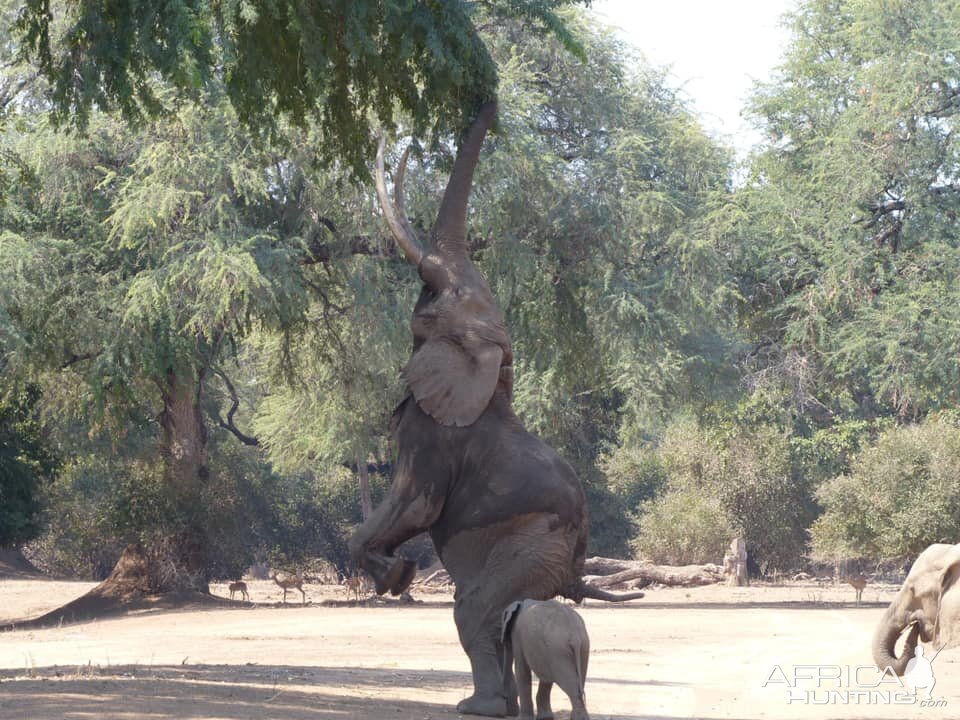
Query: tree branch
xmin=212 ymin=368 xmax=259 ymax=446
xmin=872 ymin=220 xmax=902 ymax=252
xmin=61 ymin=352 xmax=98 ymax=369
xmin=864 ymin=199 xmax=906 ymax=229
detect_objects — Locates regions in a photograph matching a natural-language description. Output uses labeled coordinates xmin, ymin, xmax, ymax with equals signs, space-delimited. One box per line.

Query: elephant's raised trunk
xmin=871 ymin=603 xmax=921 ymax=675
xmin=431 ymin=100 xmax=498 ymax=256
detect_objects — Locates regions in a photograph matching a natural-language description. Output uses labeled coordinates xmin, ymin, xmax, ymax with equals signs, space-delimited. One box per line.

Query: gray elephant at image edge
xmin=502 ymin=599 xmax=591 ymax=720
xmin=873 ymin=542 xmax=960 ymax=674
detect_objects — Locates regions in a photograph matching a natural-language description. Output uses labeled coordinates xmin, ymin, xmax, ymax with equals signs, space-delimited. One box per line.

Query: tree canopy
xmin=14 ymin=0 xmax=589 ymax=173
xmin=735 ymin=0 xmax=960 ymax=422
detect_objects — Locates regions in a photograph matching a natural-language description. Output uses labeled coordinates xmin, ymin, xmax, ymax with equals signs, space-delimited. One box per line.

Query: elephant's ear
xmin=403 ymin=338 xmax=503 ymax=427
xmin=501 ymin=601 xmax=523 ymax=645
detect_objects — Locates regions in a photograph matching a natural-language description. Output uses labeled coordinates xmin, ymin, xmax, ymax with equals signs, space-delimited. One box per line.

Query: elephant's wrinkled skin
xmin=502 ymin=599 xmax=591 ymax=720
xmin=873 ymin=542 xmax=960 ymax=674
xmin=348 ymin=101 xmax=642 ymax=717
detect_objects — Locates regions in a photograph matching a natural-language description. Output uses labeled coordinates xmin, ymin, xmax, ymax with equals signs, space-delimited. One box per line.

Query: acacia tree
xmin=734 ymin=0 xmax=960 ymax=423
xmin=1 ymin=99 xmax=314 ymax=592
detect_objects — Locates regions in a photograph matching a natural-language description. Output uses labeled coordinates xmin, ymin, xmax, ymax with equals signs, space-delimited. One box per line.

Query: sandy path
xmin=0 ymin=579 xmax=956 ymax=719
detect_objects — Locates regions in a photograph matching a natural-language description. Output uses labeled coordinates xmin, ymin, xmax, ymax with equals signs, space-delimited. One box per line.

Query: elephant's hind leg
xmin=447 ymin=517 xmax=578 ymax=717
xmin=453 ymin=593 xmax=511 ymax=717
xmin=514 ymin=653 xmax=534 ymax=720
xmin=535 ymin=680 xmax=554 ymax=720
xmin=557 ymin=673 xmax=589 ymax=720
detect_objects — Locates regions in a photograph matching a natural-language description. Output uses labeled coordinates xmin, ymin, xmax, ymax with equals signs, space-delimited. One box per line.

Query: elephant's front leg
xmin=348 ymin=483 xmax=442 ymax=596
xmin=445 ymin=517 xmax=578 ymax=716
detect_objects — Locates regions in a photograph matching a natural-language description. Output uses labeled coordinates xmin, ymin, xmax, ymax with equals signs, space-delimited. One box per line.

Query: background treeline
xmin=2 ymin=0 xmax=960 ymax=581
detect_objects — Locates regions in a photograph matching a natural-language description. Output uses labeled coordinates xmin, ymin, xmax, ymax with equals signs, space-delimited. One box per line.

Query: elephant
xmin=873 ymin=542 xmax=960 ymax=674
xmin=348 ymin=100 xmax=644 ymax=718
xmin=501 ymin=599 xmax=591 ymax=720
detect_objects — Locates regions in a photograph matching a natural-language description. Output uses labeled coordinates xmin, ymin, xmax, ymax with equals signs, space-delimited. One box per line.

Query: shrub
xmin=600 ymin=443 xmax=667 ymax=511
xmin=0 ymin=384 xmax=57 ymax=548
xmin=811 ymin=416 xmax=960 ymax=561
xmin=632 ymin=487 xmax=732 ymax=564
xmin=625 ymin=417 xmax=817 ymax=572
xmin=716 ymin=427 xmax=816 ymax=573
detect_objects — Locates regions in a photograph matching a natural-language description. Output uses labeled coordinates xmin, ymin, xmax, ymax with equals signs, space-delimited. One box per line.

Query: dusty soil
xmin=0 ymin=578 xmax=956 ymax=719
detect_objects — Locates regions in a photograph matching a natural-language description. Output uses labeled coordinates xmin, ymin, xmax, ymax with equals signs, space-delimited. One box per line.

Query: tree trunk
xmin=723 ymin=536 xmax=748 ymax=586
xmin=96 ymin=369 xmax=212 ymax=596
xmin=12 ymin=369 xmax=218 ymax=626
xmin=357 ymin=453 xmax=373 ymax=521
xmin=157 ymin=368 xmax=211 ymax=593
xmin=582 ymin=556 xmax=724 ymax=588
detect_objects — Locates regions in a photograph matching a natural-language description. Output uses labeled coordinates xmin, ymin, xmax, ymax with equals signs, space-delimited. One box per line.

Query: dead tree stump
xmin=723 ymin=537 xmax=748 ymax=586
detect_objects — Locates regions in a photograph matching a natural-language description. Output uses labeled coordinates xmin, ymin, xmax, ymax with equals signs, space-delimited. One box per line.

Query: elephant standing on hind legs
xmin=873 ymin=543 xmax=960 ymax=674
xmin=348 ymin=100 xmax=643 ymax=717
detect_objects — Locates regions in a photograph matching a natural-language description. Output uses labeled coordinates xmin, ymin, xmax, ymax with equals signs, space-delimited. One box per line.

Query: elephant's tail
xmin=564 ymin=579 xmax=645 ymax=603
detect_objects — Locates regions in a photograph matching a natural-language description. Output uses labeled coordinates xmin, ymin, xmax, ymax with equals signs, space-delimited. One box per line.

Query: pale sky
xmin=591 ymin=0 xmax=797 ymax=153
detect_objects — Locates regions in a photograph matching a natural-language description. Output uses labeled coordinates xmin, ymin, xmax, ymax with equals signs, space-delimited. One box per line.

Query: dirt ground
xmin=0 ymin=578 xmax=956 ymax=719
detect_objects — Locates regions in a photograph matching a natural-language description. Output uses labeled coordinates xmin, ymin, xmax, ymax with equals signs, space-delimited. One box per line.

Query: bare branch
xmin=212 ymin=368 xmax=259 ymax=446
xmin=864 ymin=199 xmax=906 ymax=229
xmin=61 ymin=352 xmax=98 ymax=369
xmin=872 ymin=220 xmax=902 ymax=252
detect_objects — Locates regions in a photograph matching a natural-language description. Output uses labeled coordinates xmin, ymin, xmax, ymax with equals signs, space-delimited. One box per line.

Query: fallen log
xmin=413 ymin=567 xmax=451 ymax=587
xmin=582 ymin=556 xmax=724 ymax=588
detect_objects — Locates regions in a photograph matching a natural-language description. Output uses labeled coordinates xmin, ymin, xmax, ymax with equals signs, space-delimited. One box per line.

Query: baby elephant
xmin=502 ymin=599 xmax=590 ymax=720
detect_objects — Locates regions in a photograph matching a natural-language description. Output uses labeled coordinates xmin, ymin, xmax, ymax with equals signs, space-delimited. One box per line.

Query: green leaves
xmin=811 ymin=415 xmax=960 ymax=560
xmin=735 ymin=0 xmax=960 ymax=421
xmin=0 ymin=383 xmax=57 ymax=546
xmin=15 ymin=0 xmax=589 ymax=175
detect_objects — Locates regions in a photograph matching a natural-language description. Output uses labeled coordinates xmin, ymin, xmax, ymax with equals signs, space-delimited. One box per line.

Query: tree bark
xmin=723 ymin=537 xmax=749 ymax=586
xmin=582 ymin=556 xmax=724 ymax=588
xmin=75 ymin=369 xmax=214 ymax=595
xmin=157 ymin=368 xmax=211 ymax=593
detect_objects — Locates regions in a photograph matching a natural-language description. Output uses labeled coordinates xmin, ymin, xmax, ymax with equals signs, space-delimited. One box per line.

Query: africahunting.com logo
xmin=763 ymin=646 xmax=947 ymax=707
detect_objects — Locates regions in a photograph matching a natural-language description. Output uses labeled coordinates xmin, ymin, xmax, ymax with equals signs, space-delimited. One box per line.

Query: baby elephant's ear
xmin=501 ymin=601 xmax=523 ymax=644
xmin=403 ymin=338 xmax=503 ymax=427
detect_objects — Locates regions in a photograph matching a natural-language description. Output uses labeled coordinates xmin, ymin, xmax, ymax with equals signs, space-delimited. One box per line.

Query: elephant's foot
xmin=365 ymin=553 xmax=417 ymax=596
xmin=506 ymin=697 xmax=519 ymax=716
xmin=535 ymin=713 xmax=553 ymax=720
xmin=390 ymin=559 xmax=417 ymax=596
xmin=456 ymin=693 xmax=508 ymax=717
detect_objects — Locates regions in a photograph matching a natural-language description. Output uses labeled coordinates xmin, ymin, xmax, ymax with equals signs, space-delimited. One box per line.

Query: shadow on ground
xmin=0 ymin=664 xmax=676 ymax=719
